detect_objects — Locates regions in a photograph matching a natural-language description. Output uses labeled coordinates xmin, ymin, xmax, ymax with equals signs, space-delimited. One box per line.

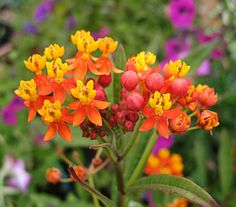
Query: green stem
xmin=88 ymin=176 xmax=101 ymax=207
xmin=127 ymin=132 xmax=157 ymax=187
xmin=188 ymin=126 xmax=200 ymax=131
xmin=113 ymin=161 xmax=126 ymax=207
xmin=121 ymin=118 xmax=143 ymax=159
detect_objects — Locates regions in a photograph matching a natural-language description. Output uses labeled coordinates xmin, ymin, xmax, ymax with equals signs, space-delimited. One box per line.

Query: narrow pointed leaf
xmin=127 ymin=174 xmax=220 ymax=207
xmin=218 ymin=130 xmax=234 ymax=196
xmin=113 ymin=44 xmax=126 ymax=103
xmin=184 ymin=41 xmax=217 ymax=76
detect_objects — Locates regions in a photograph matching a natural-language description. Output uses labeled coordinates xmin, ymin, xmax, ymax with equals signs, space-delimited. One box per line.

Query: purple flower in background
xmin=0 ymin=96 xmax=25 ymax=125
xmin=23 ymin=22 xmax=39 ymax=35
xmin=91 ymin=27 xmax=110 ymax=40
xmin=196 ymin=30 xmax=220 ymax=44
xmin=165 ymin=37 xmax=190 ymax=60
xmin=66 ymin=16 xmax=77 ymax=30
xmin=34 ymin=0 xmax=55 ymax=22
xmin=152 ymin=135 xmax=175 ymax=155
xmin=197 ymin=59 xmax=211 ymax=76
xmin=168 ymin=0 xmax=196 ymax=29
xmin=2 ymin=155 xmax=31 ymax=193
xmin=211 ymin=48 xmax=225 ymax=60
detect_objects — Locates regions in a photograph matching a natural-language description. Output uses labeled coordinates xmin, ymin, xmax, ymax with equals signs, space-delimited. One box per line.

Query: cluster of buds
xmin=46 ymin=149 xmax=106 ymax=184
xmin=145 ymin=149 xmax=184 ymax=176
xmin=15 ymin=29 xmax=219 ymax=143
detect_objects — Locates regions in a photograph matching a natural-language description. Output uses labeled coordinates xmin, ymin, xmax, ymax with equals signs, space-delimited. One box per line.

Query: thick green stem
xmin=88 ymin=176 xmax=101 ymax=207
xmin=113 ymin=161 xmax=126 ymax=207
xmin=127 ymin=133 xmax=157 ymax=187
xmin=121 ymin=118 xmax=143 ymax=159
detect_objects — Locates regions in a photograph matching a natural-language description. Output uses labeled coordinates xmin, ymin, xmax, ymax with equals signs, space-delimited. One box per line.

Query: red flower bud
xmin=124 ymin=120 xmax=134 ymax=132
xmin=82 ymin=130 xmax=89 ymax=137
xmin=89 ymin=132 xmax=97 ymax=139
xmin=171 ymin=78 xmax=188 ymax=97
xmin=121 ymin=71 xmax=139 ymax=91
xmin=109 ymin=116 xmax=117 ymax=127
xmin=197 ymin=110 xmax=219 ymax=133
xmin=98 ymin=74 xmax=112 ymax=87
xmin=127 ymin=111 xmax=139 ymax=122
xmin=169 ymin=112 xmax=191 ymax=133
xmin=99 ymin=130 xmax=106 ymax=137
xmin=95 ymin=89 xmax=106 ymax=101
xmin=92 ymin=158 xmax=103 ymax=168
xmin=197 ymin=85 xmax=217 ymax=108
xmin=145 ymin=73 xmax=164 ymax=92
xmin=116 ymin=111 xmax=127 ymax=124
xmin=111 ymin=104 xmax=120 ymax=113
xmin=46 ymin=168 xmax=61 ymax=184
xmin=126 ymin=92 xmax=144 ymax=111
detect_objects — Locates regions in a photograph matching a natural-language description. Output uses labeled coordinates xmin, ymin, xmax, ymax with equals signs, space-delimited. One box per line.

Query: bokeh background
xmin=0 ymin=0 xmax=236 ymax=206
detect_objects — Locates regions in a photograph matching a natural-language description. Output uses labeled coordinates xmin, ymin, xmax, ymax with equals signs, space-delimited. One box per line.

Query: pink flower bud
xmin=111 ymin=104 xmax=120 ymax=113
xmin=109 ymin=116 xmax=117 ymax=127
xmin=116 ymin=111 xmax=127 ymax=124
xmin=121 ymin=71 xmax=139 ymax=91
xmin=126 ymin=92 xmax=144 ymax=111
xmin=171 ymin=78 xmax=188 ymax=97
xmin=95 ymin=89 xmax=106 ymax=101
xmin=98 ymin=74 xmax=112 ymax=87
xmin=124 ymin=120 xmax=134 ymax=132
xmin=145 ymin=73 xmax=164 ymax=92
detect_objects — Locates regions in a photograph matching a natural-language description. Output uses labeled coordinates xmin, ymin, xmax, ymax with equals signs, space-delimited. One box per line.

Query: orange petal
xmin=93 ymin=100 xmax=110 ymax=109
xmin=54 ymin=84 xmax=66 ymax=103
xmin=143 ymin=106 xmax=155 ymax=117
xmin=86 ymin=106 xmax=102 ymax=126
xmin=139 ymin=116 xmax=156 ymax=132
xmin=63 ymin=78 xmax=76 ymax=94
xmin=44 ymin=123 xmax=57 ymax=141
xmin=88 ymin=60 xmax=103 ymax=75
xmin=58 ymin=122 xmax=72 ymax=142
xmin=157 ymin=117 xmax=169 ymax=138
xmin=74 ymin=61 xmax=87 ymax=81
xmin=28 ymin=106 xmax=36 ymax=122
xmin=61 ymin=108 xmax=74 ymax=124
xmin=164 ymin=106 xmax=182 ymax=119
xmin=69 ymin=102 xmax=80 ymax=110
xmin=73 ymin=106 xmax=86 ymax=126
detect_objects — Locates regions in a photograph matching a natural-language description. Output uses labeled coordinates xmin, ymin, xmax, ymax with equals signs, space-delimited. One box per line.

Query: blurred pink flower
xmin=2 ymin=155 xmax=31 ymax=193
xmin=91 ymin=27 xmax=110 ymax=40
xmin=197 ymin=59 xmax=211 ymax=76
xmin=167 ymin=0 xmax=196 ymax=29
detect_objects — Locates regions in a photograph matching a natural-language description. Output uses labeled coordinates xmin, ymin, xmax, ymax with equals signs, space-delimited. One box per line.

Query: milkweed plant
xmin=15 ymin=29 xmax=220 ymax=207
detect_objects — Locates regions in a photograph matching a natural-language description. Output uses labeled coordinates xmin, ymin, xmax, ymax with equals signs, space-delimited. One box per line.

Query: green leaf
xmin=124 ymin=130 xmax=154 ymax=182
xmin=193 ymin=134 xmax=208 ymax=186
xmin=146 ymin=33 xmax=160 ymax=54
xmin=218 ymin=130 xmax=234 ymax=197
xmin=127 ymin=174 xmax=220 ymax=207
xmin=184 ymin=41 xmax=217 ymax=76
xmin=113 ymin=44 xmax=126 ymax=103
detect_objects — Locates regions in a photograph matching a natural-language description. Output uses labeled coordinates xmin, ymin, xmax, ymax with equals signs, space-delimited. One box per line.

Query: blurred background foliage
xmin=0 ymin=0 xmax=236 ymax=206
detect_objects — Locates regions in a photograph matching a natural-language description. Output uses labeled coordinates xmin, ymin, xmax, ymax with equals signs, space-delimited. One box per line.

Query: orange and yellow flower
xmin=38 ymin=100 xmax=72 ymax=141
xmin=15 ymin=79 xmax=46 ymax=121
xmin=95 ymin=37 xmax=122 ymax=75
xmin=68 ymin=30 xmax=101 ymax=80
xmin=140 ymin=91 xmax=181 ymax=138
xmin=24 ymin=54 xmax=46 ymax=75
xmin=69 ymin=80 xmax=110 ymax=126
xmin=145 ymin=149 xmax=184 ymax=176
xmin=44 ymin=44 xmax=64 ymax=60
xmin=197 ymin=110 xmax=219 ymax=135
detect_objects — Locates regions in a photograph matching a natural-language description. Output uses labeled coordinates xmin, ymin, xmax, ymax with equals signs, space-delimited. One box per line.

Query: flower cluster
xmin=121 ymin=53 xmax=219 ymax=138
xmin=15 ymin=29 xmax=219 ymax=143
xmin=145 ymin=149 xmax=184 ymax=176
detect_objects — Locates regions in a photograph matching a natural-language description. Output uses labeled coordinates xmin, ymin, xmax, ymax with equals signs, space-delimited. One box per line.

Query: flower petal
xmin=62 ymin=108 xmax=74 ymax=124
xmin=44 ymin=123 xmax=57 ymax=141
xmin=69 ymin=102 xmax=80 ymax=110
xmin=157 ymin=117 xmax=169 ymax=138
xmin=63 ymin=78 xmax=76 ymax=94
xmin=54 ymin=84 xmax=66 ymax=103
xmin=140 ymin=116 xmax=156 ymax=132
xmin=93 ymin=100 xmax=110 ymax=109
xmin=86 ymin=106 xmax=102 ymax=126
xmin=164 ymin=106 xmax=182 ymax=119
xmin=73 ymin=106 xmax=86 ymax=126
xmin=28 ymin=106 xmax=36 ymax=122
xmin=58 ymin=122 xmax=72 ymax=142
xmin=74 ymin=61 xmax=87 ymax=81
